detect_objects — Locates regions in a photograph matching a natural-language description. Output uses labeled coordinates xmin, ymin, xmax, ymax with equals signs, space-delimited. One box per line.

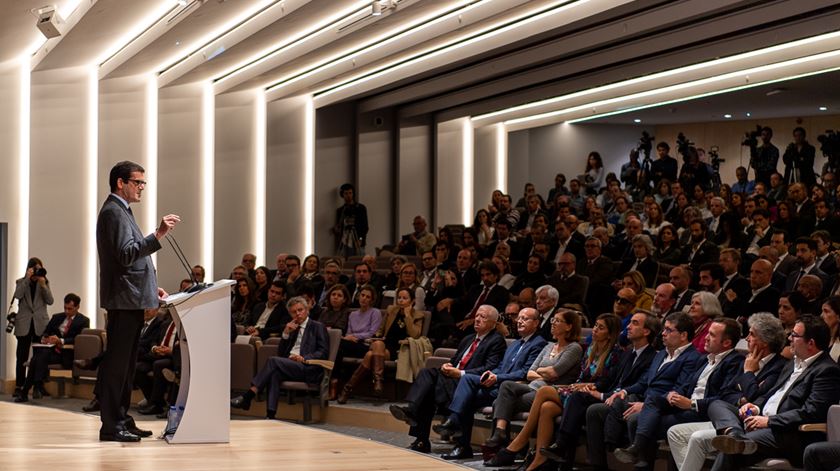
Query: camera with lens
xmin=676 ymin=132 xmax=695 ymax=162
xmin=34 ymin=267 xmax=47 ymax=277
xmin=741 ymin=125 xmax=762 ymax=148
xmin=5 ymin=311 xmax=16 ymax=334
xmin=637 ymin=131 xmax=654 ymax=160
xmin=818 ymin=130 xmax=840 ymax=172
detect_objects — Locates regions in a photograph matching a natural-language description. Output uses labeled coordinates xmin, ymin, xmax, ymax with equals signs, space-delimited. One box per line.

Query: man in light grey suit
xmin=96 ymin=161 xmax=179 ymax=442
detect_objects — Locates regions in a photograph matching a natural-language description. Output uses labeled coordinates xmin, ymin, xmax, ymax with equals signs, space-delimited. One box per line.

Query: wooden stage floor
xmin=0 ymin=402 xmax=462 ymax=471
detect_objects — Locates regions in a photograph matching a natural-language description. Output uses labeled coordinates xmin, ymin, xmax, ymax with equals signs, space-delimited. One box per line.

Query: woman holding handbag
xmin=11 ymin=257 xmax=53 ymax=399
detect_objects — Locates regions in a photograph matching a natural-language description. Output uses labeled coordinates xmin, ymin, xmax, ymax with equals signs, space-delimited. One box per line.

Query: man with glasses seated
xmin=317 ymin=260 xmax=343 ymax=307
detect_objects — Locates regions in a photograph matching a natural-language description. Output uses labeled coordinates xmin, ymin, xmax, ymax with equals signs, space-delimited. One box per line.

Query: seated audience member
xmin=722 ymin=259 xmax=781 ymax=328
xmin=550 ymin=218 xmax=585 ymax=265
xmin=338 ymin=287 xmax=425 ymax=403
xmin=136 ymin=309 xmax=179 ymax=415
xmin=706 ymin=315 xmax=840 ymax=470
xmin=742 ymin=208 xmax=774 ymax=256
xmin=430 ymin=261 xmax=510 ymax=346
xmin=687 ymin=291 xmax=722 ymax=354
xmin=606 ymin=287 xmax=638 ymax=347
xmin=312 ymin=284 xmax=350 ymax=334
xmin=317 ymin=259 xmax=343 ymax=307
xmin=382 ymin=255 xmax=407 ymax=291
xmin=231 ymin=277 xmax=258 ymax=327
xmin=491 ymin=255 xmax=516 ymax=291
xmin=518 ymin=287 xmax=536 ymax=309
xmin=796 ymin=274 xmax=823 ymax=316
xmin=454 ymin=249 xmax=480 ymax=293
xmin=230 ymin=297 xmax=330 ymax=418
xmin=778 ymin=291 xmax=806 ymax=359
xmin=654 ymin=225 xmax=683 ymax=265
xmin=336 ymin=285 xmax=383 ymax=367
xmin=651 ymin=283 xmax=678 ymax=318
xmin=178 ymin=278 xmax=193 ymax=292
xmin=390 ymin=262 xmax=426 ymax=311
xmin=533 ymin=285 xmax=562 ymax=341
xmin=253 ymin=266 xmax=271 ymax=303
xmin=577 ymin=236 xmax=616 ymax=319
xmin=397 ymin=215 xmax=437 ymax=256
xmin=620 ymin=271 xmax=654 ymax=312
xmin=345 ymin=263 xmax=376 ymax=307
xmin=787 ymin=237 xmax=828 ymax=292
xmin=388 ymin=305 xmax=507 ymax=453
xmin=510 ymin=254 xmax=548 ymax=296
xmin=241 ymin=253 xmax=257 ymax=280
xmin=597 ymin=312 xmax=704 ymax=462
xmin=500 ymin=302 xmax=522 ymax=339
xmin=433 ymin=307 xmax=547 ymax=460
xmin=547 ymin=253 xmax=588 ymax=307
xmin=681 ymin=218 xmax=720 ymax=274
xmin=486 ymin=312 xmax=617 ymax=470
xmin=821 ymin=296 xmax=840 ymax=361
xmin=295 ymin=254 xmax=325 ymax=299
xmin=618 ymin=235 xmax=658 ymax=288
xmin=485 ymin=309 xmax=585 ymax=454
xmin=614 ymin=317 xmax=745 ymax=468
xmin=669 ymin=264 xmax=696 ymax=312
xmin=668 ymin=312 xmax=789 ymax=471
xmin=245 ymin=281 xmax=290 ymax=340
xmin=542 ymin=310 xmax=660 ymax=469
xmin=191 ymin=264 xmax=205 ymax=284
xmin=15 ymin=293 xmax=90 ymax=403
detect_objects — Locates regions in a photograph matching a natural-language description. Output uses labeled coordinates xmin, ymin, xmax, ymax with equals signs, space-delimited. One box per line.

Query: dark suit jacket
xmin=724 ymin=285 xmax=781 ymax=320
xmin=681 ymin=240 xmax=720 ymax=274
xmin=249 ymin=302 xmax=291 ymax=340
xmin=618 ymin=258 xmax=659 ymax=288
xmin=276 ymin=318 xmax=330 ymax=384
xmin=137 ymin=315 xmax=170 ymax=362
xmin=450 ymin=330 xmax=507 ymax=376
xmin=813 ymin=217 xmax=840 ymax=241
xmin=741 ymin=226 xmax=774 ymax=252
xmin=784 ymin=265 xmax=829 ymax=292
xmin=603 ymin=344 xmax=658 ymax=392
xmin=625 ymin=344 xmax=705 ymax=400
xmin=776 ymin=255 xmax=798 ymax=277
xmin=492 ymin=334 xmax=547 ymax=383
xmin=675 ymin=351 xmax=745 ymax=415
xmin=455 ymin=284 xmax=510 ymax=320
xmin=546 ymin=273 xmax=588 ymax=306
xmin=755 ymin=351 xmax=840 ymax=432
xmin=578 ymin=256 xmax=617 ymax=315
xmin=675 ymin=288 xmax=696 ymax=312
xmin=96 ymin=194 xmax=162 ymax=310
xmin=43 ymin=312 xmax=90 ymax=345
xmin=734 ymin=354 xmax=789 ymax=403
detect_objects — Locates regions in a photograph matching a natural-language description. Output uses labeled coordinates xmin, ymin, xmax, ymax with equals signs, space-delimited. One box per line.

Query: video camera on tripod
xmin=818 ymin=130 xmax=840 ymax=174
xmin=676 ymin=132 xmax=694 ymax=161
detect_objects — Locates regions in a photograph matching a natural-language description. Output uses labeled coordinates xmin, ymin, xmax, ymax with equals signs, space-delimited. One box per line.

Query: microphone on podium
xmin=165 ymin=234 xmax=209 ymax=293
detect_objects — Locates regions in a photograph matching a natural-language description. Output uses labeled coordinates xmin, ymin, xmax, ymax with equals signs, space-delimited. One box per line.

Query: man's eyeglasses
xmin=126 ymin=179 xmax=147 ymax=187
xmin=324 ymin=271 xmax=339 ymax=276
xmin=788 ymin=331 xmax=804 ymax=339
xmin=550 ymin=318 xmax=567 ymax=325
xmin=615 ymin=297 xmax=634 ymax=305
xmin=662 ymin=327 xmax=676 ymax=334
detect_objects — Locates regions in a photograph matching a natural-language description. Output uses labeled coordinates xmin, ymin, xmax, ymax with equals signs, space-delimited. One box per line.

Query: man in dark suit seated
xmin=707 ymin=315 xmax=840 ymax=470
xmin=618 ymin=235 xmax=658 ymax=288
xmin=433 ymin=307 xmax=547 ymax=460
xmin=547 ymin=253 xmax=588 ymax=307
xmin=135 ymin=309 xmax=178 ymax=416
xmin=681 ymin=218 xmax=720 ymax=275
xmin=812 ymin=201 xmax=840 ymax=242
xmin=597 ymin=312 xmax=705 ymax=457
xmin=542 ymin=310 xmax=660 ymax=468
xmin=578 ymin=236 xmax=617 ymax=320
xmin=670 ymin=266 xmax=696 ymax=312
xmin=723 ymin=259 xmax=781 ymax=331
xmin=230 ymin=296 xmax=329 ymax=418
xmin=614 ymin=317 xmax=745 ymax=468
xmin=433 ymin=261 xmax=510 ymax=345
xmin=16 ymin=293 xmax=90 ymax=402
xmin=666 ymin=312 xmax=789 ymax=471
xmin=389 ymin=305 xmax=507 ymax=454
xmin=652 ymin=283 xmax=678 ymax=319
xmin=786 ymin=237 xmax=829 ymax=292
xmin=246 ymin=281 xmax=290 ymax=340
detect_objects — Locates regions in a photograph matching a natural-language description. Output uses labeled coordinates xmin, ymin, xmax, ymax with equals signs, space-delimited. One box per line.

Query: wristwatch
xmin=691 ymin=399 xmax=698 ymax=412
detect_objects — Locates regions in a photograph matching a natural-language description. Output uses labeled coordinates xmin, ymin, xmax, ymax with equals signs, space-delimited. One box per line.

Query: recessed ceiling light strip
xmin=473 ymin=28 xmax=840 ymax=123
xmin=97 ymin=2 xmax=181 ymax=74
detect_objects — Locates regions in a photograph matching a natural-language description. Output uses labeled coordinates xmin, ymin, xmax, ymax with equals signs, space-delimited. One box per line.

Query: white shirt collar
xmin=110 ymin=193 xmax=130 ymax=209
xmin=708 ymin=348 xmax=734 ymax=365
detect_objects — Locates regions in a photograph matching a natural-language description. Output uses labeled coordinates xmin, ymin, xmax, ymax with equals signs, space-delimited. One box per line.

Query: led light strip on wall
xmin=145 ymin=75 xmax=159 ymax=246
xmin=201 ymin=82 xmax=215 ymax=280
xmin=253 ymin=89 xmax=266 ymax=265
xmin=17 ymin=57 xmax=31 ymax=286
xmin=303 ymin=95 xmax=315 ymax=256
xmin=495 ymin=123 xmax=507 ymax=193
xmin=472 ymin=29 xmax=840 ymax=125
xmin=86 ymin=68 xmax=98 ymax=322
xmin=462 ymin=118 xmax=474 ymax=226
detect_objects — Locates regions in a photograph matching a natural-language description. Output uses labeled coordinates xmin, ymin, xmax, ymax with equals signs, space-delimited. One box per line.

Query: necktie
xmin=621 ymin=350 xmax=639 ymax=384
xmin=458 ymin=338 xmax=480 ymax=369
xmin=140 ymin=320 xmax=150 ymax=338
xmin=506 ymin=340 xmax=524 ymax=371
xmin=63 ymin=317 xmax=72 ymax=337
xmin=161 ymin=322 xmax=176 ymax=348
xmin=793 ymin=269 xmax=806 ymax=288
xmin=468 ymin=286 xmax=490 ymax=319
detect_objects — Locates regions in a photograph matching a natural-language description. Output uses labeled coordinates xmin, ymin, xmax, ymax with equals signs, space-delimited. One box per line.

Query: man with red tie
xmin=15 ymin=293 xmax=89 ymax=402
xmin=389 ymin=305 xmax=507 ymax=454
xmin=136 ymin=309 xmax=179 ymax=416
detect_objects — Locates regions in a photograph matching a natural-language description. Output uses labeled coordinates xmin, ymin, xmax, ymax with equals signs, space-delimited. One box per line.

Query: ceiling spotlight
xmin=371 ymin=1 xmax=382 ymax=16
xmin=633 ymin=118 xmax=641 ymax=123
xmin=723 ymin=114 xmax=732 ymax=119
xmin=820 ymin=106 xmax=829 ymax=111
xmin=746 ymin=112 xmax=751 ymax=117
xmin=173 ymin=0 xmax=188 ymax=5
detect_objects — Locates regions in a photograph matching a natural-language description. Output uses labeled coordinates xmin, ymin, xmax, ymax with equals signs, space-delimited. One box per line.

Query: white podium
xmin=163 ymin=279 xmax=234 ymax=444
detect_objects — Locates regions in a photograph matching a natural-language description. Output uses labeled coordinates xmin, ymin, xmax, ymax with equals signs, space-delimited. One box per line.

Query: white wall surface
xmin=314 ymin=102 xmax=354 ymax=257
xmin=436 ymin=118 xmax=470 ymax=227
xmin=357 ymin=110 xmax=394 ymax=252
xmin=397 ymin=117 xmax=432 ymax=236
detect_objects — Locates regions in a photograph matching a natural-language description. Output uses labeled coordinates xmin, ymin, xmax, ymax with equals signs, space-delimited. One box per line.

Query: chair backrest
xmin=265 ymin=337 xmax=282 ymax=345
xmin=230 ymin=343 xmax=256 ymax=391
xmin=505 ymin=338 xmax=515 ymax=347
xmin=580 ymin=327 xmax=593 ymax=342
xmin=73 ymin=332 xmax=104 ymax=377
xmin=326 ymin=328 xmax=342 ymax=363
xmin=420 ymin=311 xmax=432 ymax=338
xmin=828 ymin=404 xmax=840 ymax=442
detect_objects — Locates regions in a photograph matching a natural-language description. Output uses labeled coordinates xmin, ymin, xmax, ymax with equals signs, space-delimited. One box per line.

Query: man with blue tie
xmin=434 ymin=307 xmax=547 ymax=460
xmin=614 ymin=317 xmax=745 ymax=468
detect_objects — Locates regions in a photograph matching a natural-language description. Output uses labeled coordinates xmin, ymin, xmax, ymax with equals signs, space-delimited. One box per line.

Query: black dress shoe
xmin=123 ymin=418 xmax=153 ymax=438
xmin=99 ymin=430 xmax=142 ymax=442
xmin=484 ymin=447 xmax=519 ymax=467
xmin=442 ymin=445 xmax=474 ymax=460
xmin=35 ymin=383 xmax=49 ymax=397
xmin=389 ymin=404 xmax=418 ymax=427
xmin=230 ymin=394 xmax=252 ymax=410
xmin=408 ymin=438 xmax=431 ymax=453
xmin=13 ymin=393 xmax=29 ymax=403
xmin=82 ymin=398 xmax=100 ymax=412
xmin=433 ymin=419 xmax=462 ymax=440
xmin=12 ymin=387 xmax=22 ymax=399
xmin=614 ymin=444 xmax=640 ymax=464
xmin=540 ymin=442 xmax=569 ymax=463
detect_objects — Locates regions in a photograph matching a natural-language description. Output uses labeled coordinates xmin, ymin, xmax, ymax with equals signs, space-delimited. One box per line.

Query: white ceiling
xmin=4 ymin=0 xmax=840 ymax=128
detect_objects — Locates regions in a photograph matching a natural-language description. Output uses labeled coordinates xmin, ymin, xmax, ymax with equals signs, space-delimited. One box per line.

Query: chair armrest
xmin=61 ymin=344 xmax=74 ymax=350
xmin=304 ymin=359 xmax=335 ymax=371
xmin=800 ymin=423 xmax=827 ymax=433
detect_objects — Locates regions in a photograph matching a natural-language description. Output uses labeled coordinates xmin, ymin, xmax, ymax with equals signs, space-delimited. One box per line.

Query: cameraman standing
xmin=750 ymin=126 xmax=779 ymax=187
xmin=783 ymin=126 xmax=817 ymax=186
xmin=10 ymin=257 xmax=53 ymax=399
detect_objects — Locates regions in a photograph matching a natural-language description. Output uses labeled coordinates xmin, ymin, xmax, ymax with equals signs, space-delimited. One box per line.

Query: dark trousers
xmin=804 ymin=442 xmax=840 ymax=471
xmin=586 ymin=403 xmax=612 ymax=467
xmin=134 ymin=356 xmax=173 ymax=406
xmin=707 ymin=400 xmax=807 ymax=470
xmin=99 ymin=309 xmax=144 ymax=435
xmin=603 ymin=394 xmax=641 ymax=448
xmin=252 ymin=356 xmax=321 ymax=412
xmin=448 ymin=373 xmax=499 ymax=446
xmin=25 ymin=347 xmax=65 ymax=387
xmin=558 ymin=390 xmax=600 ymax=440
xmin=15 ymin=320 xmax=39 ymax=387
xmin=633 ymin=394 xmax=702 ymax=463
xmin=405 ymin=367 xmax=459 ymax=441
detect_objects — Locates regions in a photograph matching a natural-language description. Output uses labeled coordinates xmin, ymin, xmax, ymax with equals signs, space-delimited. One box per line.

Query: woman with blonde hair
xmin=622 ymin=271 xmax=654 ymax=311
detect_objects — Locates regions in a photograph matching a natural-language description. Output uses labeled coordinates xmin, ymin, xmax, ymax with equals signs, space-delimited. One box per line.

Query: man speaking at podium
xmin=96 ymin=161 xmax=180 ymax=442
